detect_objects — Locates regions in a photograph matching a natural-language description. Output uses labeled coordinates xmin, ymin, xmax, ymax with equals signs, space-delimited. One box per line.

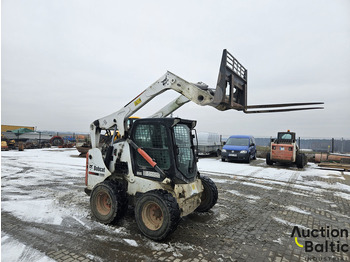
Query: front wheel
xmin=90 ymin=180 xmax=128 ymax=224
xmin=196 ymin=176 xmax=218 ymax=212
xmin=135 ymin=190 xmax=180 ymax=241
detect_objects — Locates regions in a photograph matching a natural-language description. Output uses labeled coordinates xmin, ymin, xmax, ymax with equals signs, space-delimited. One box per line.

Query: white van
xmin=196 ymin=132 xmax=222 ymax=156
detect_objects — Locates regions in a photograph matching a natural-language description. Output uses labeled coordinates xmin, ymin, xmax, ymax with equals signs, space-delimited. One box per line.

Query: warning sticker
xmin=134 ymin=98 xmax=142 ymax=106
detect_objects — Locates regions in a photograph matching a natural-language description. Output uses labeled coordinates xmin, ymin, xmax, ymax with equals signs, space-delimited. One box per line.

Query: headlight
xmin=222 ymin=149 xmax=227 ymax=152
xmin=240 ymin=150 xmax=247 ymax=154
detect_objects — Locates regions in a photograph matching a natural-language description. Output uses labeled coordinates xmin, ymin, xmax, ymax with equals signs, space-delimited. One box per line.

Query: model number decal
xmin=143 ymin=171 xmax=160 ymax=178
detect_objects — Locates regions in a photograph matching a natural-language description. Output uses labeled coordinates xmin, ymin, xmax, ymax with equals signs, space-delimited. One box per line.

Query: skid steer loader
xmin=266 ymin=130 xmax=307 ymax=168
xmin=85 ymin=49 xmax=323 ymax=240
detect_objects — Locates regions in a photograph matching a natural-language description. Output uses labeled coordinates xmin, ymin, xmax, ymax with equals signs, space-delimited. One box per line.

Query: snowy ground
xmin=1 ymin=148 xmax=350 ymax=261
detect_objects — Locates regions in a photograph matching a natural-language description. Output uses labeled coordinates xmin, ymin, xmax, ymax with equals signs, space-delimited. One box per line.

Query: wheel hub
xmin=142 ymin=202 xmax=163 ymax=230
xmin=96 ymin=192 xmax=112 ymax=216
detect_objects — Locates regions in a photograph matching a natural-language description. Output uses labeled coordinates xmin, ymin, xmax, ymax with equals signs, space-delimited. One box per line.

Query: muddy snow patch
xmin=285 ymin=206 xmax=311 ymax=215
xmin=123 ymin=238 xmax=138 ymax=247
xmin=334 ymin=192 xmax=350 ymax=201
xmin=272 ymin=238 xmax=283 ymax=245
xmin=227 ymin=190 xmax=261 ymax=200
xmin=217 ymin=212 xmax=229 ymax=221
xmin=272 ymin=217 xmax=308 ymax=230
xmin=241 ymin=181 xmax=274 ymax=190
xmin=147 ymin=241 xmax=175 ymax=252
xmin=1 ymin=233 xmax=55 ymax=262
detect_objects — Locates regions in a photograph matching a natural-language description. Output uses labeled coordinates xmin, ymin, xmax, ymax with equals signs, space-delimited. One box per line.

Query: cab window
xmin=133 ymin=123 xmax=170 ymax=170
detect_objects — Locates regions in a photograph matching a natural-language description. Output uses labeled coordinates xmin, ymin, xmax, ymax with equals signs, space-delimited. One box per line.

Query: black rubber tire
xmin=296 ymin=153 xmax=307 ymax=168
xmin=296 ymin=153 xmax=303 ymax=168
xmin=221 ymin=158 xmax=226 ymax=162
xmin=303 ymin=154 xmax=308 ymax=166
xmin=135 ymin=190 xmax=180 ymax=241
xmin=90 ymin=180 xmax=128 ymax=224
xmin=266 ymin=153 xmax=273 ymax=165
xmin=246 ymin=154 xmax=251 ymax=163
xmin=196 ymin=176 xmax=218 ymax=212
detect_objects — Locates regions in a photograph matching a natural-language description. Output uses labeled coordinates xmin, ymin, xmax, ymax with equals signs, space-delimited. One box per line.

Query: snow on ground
xmin=1 ymin=233 xmax=55 ymax=262
xmin=334 ymin=191 xmax=350 ymax=201
xmin=2 ymin=149 xmax=349 ymax=228
xmin=227 ymin=190 xmax=261 ymax=201
xmin=285 ymin=205 xmax=311 ymax=215
xmin=1 ymin=148 xmax=87 ymax=226
xmin=197 ymin=158 xmax=350 ymax=193
xmin=240 ymin=181 xmax=274 ymax=190
xmin=123 ymin=238 xmax=139 ymax=247
xmin=272 ymin=217 xmax=308 ymax=230
xmin=1 ymin=148 xmax=350 ymax=260
xmin=1 ymin=199 xmax=63 ymax=225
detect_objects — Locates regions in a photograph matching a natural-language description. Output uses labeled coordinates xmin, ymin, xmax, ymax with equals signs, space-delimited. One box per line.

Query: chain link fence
xmin=255 ymin=137 xmax=350 ymax=154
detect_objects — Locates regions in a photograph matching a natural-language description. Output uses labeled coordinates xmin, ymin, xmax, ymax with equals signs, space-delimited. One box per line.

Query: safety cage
xmin=129 ymin=118 xmax=198 ymax=184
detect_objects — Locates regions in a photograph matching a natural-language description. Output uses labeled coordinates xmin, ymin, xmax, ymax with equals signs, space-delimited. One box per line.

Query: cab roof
xmin=228 ymin=135 xmax=254 ymax=138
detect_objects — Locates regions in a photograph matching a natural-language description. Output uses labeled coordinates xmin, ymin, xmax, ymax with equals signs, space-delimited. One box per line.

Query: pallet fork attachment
xmin=212 ymin=49 xmax=324 ymax=113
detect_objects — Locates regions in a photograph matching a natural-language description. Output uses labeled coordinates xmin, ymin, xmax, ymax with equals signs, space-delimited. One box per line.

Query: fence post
xmin=331 ymin=138 xmax=334 ymax=153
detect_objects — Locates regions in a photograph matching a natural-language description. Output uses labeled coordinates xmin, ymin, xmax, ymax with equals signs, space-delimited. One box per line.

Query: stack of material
xmin=315 ymin=153 xmax=350 ymax=171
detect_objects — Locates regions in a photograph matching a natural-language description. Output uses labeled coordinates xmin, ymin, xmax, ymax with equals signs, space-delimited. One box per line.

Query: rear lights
xmin=288 ymin=147 xmax=293 ymax=151
xmin=272 ymin=146 xmax=276 ymax=150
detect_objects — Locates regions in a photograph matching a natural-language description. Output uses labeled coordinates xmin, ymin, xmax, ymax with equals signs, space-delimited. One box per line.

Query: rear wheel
xmin=196 ymin=176 xmax=218 ymax=212
xmin=90 ymin=180 xmax=128 ymax=224
xmin=266 ymin=153 xmax=273 ymax=165
xmin=296 ymin=153 xmax=307 ymax=168
xmin=135 ymin=190 xmax=180 ymax=241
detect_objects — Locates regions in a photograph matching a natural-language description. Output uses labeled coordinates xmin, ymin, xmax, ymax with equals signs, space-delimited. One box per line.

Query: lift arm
xmin=90 ymin=72 xmax=216 ymax=148
xmin=90 ymin=49 xmax=324 ymax=148
xmin=149 ymin=95 xmax=190 ymax=118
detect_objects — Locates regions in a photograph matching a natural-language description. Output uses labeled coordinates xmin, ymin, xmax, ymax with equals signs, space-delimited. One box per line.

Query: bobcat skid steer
xmin=85 ymin=49 xmax=323 ymax=240
xmin=266 ymin=130 xmax=308 ymax=168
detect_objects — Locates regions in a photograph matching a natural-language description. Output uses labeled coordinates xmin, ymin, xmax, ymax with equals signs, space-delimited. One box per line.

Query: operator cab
xmin=129 ymin=118 xmax=198 ymax=184
xmin=275 ymin=131 xmax=296 ymax=144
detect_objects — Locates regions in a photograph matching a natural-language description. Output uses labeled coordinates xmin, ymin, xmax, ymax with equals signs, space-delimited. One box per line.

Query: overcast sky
xmin=2 ymin=0 xmax=350 ymax=138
